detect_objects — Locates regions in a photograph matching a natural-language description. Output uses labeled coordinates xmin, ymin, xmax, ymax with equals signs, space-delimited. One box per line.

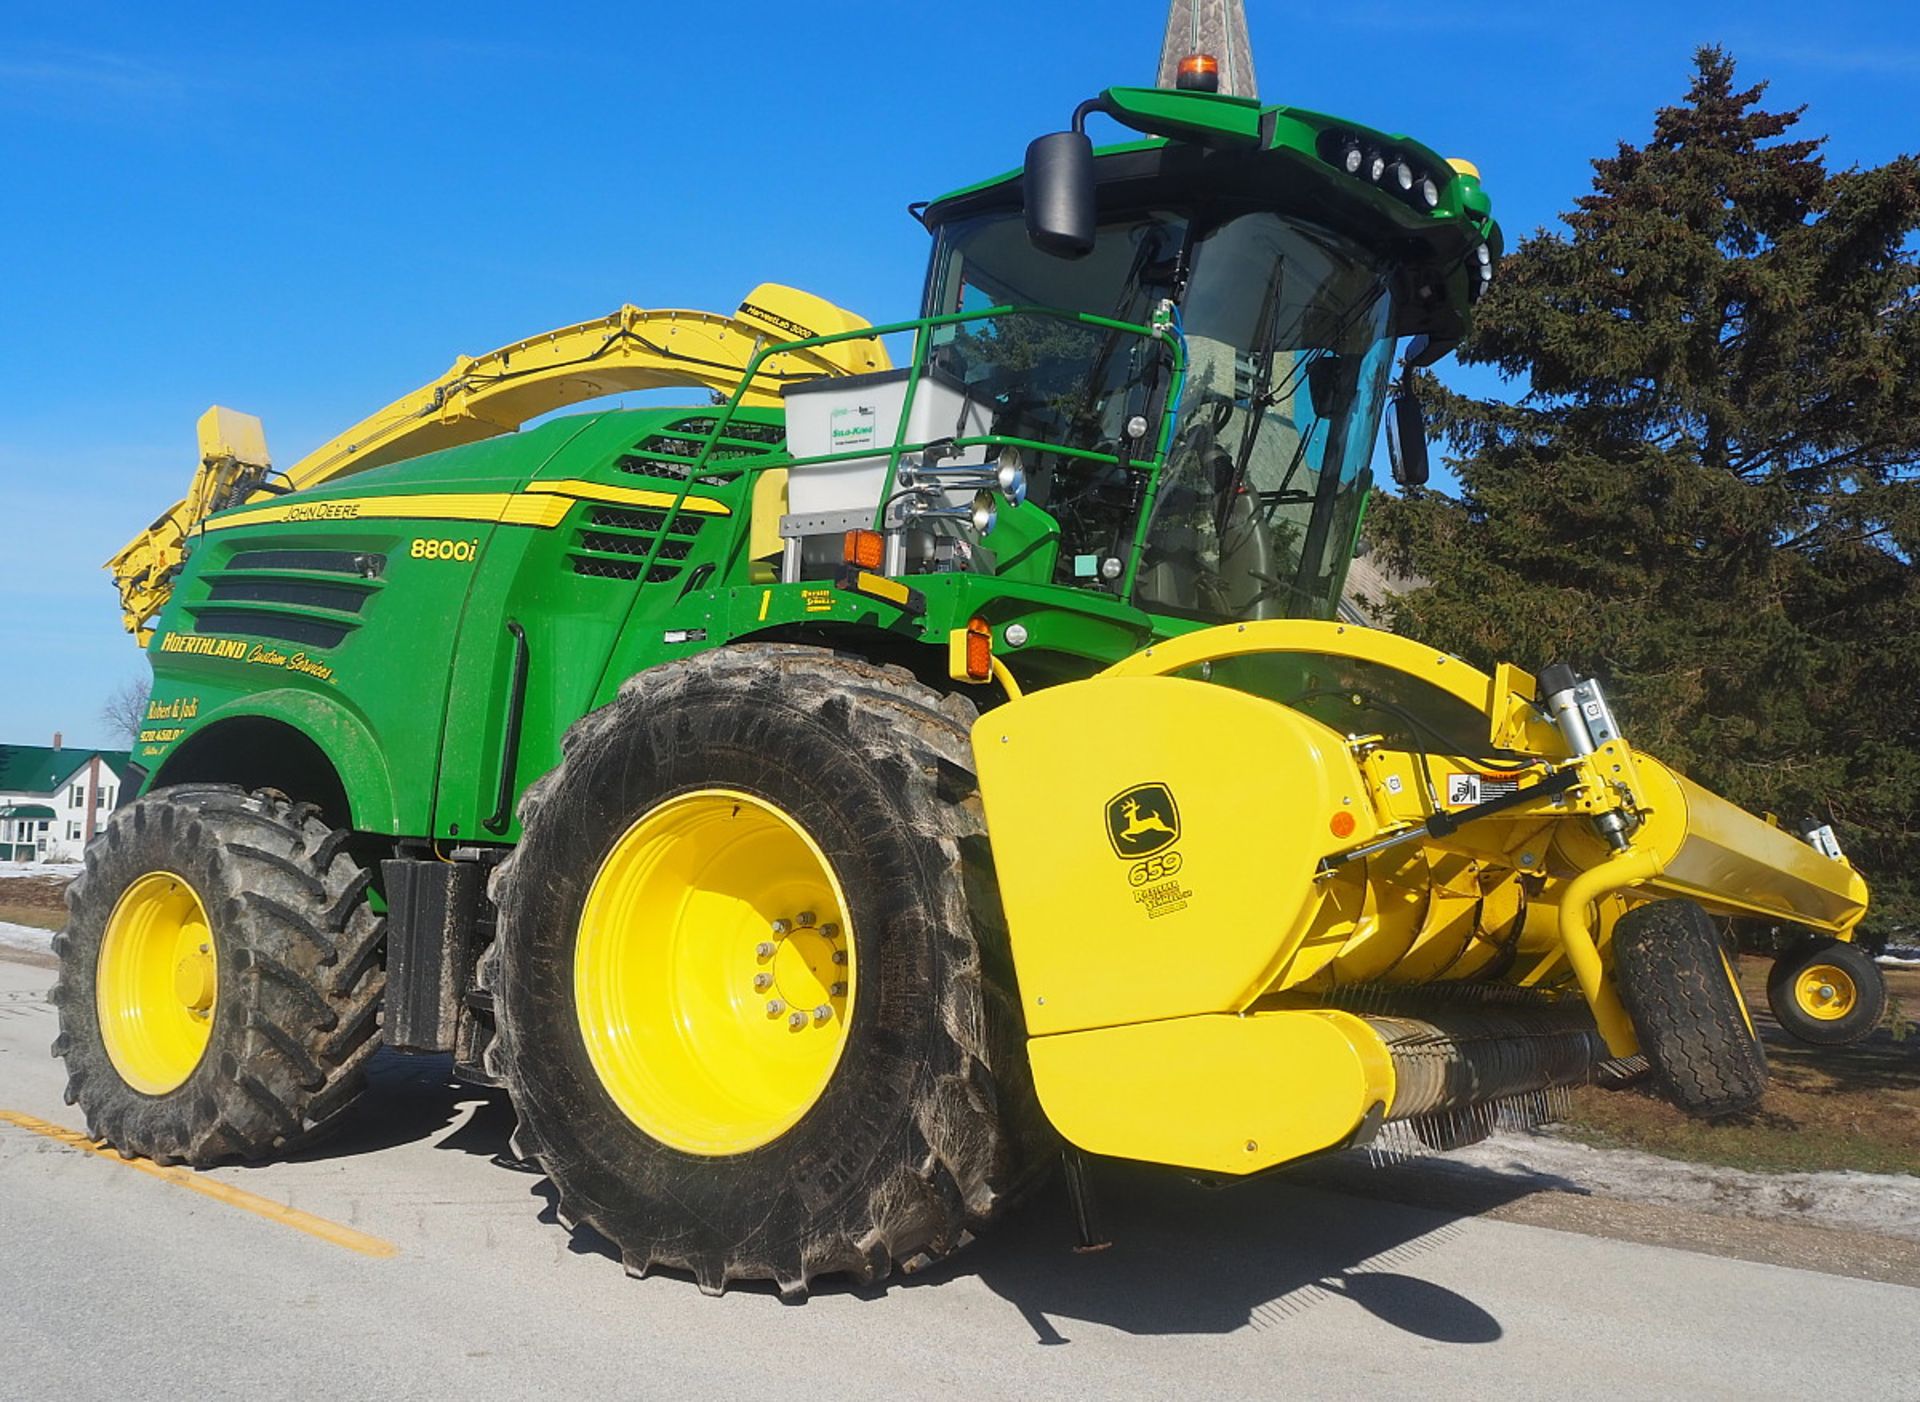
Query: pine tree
xmin=1369 ymin=47 xmax=1920 ymax=937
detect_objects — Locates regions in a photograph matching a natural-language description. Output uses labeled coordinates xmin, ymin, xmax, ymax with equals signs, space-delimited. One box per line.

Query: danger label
xmin=1445 ymin=773 xmax=1519 ymax=807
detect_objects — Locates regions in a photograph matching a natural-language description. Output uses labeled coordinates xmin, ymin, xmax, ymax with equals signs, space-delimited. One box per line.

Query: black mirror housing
xmin=1023 ymin=131 xmax=1096 ymax=258
xmin=1387 ymin=392 xmax=1430 ymax=488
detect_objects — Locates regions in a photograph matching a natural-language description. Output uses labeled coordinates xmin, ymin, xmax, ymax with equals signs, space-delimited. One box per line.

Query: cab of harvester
xmin=765 ymin=80 xmax=1498 ymax=647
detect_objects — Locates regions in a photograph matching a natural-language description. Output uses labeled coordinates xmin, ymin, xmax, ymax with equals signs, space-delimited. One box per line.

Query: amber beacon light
xmin=1175 ymin=53 xmax=1221 ymax=91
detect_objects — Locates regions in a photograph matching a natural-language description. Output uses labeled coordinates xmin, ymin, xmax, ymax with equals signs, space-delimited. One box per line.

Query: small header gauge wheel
xmin=1611 ymin=898 xmax=1767 ymax=1118
xmin=1766 ymin=937 xmax=1886 ymax=1047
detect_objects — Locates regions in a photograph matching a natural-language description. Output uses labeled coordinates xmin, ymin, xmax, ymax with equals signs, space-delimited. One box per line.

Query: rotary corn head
xmin=973 ymin=619 xmax=1870 ymax=1173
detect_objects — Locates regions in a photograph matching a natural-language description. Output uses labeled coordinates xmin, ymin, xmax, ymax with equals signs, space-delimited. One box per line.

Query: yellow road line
xmin=0 ymin=1109 xmax=398 ymax=1259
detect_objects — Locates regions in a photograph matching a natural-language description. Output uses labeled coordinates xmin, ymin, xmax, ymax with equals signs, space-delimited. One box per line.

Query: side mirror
xmin=1386 ymin=392 xmax=1430 ymax=488
xmin=1023 ymin=131 xmax=1096 ymax=258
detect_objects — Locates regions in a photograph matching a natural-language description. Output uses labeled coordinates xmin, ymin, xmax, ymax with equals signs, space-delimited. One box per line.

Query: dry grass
xmin=0 ymin=875 xmax=68 ymax=933
xmin=1561 ymin=958 xmax=1920 ymax=1177
xmin=0 ymin=901 xmax=64 ymax=931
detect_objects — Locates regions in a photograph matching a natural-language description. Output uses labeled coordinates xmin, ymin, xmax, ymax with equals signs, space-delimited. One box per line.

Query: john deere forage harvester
xmin=60 ymin=59 xmax=1876 ymax=1296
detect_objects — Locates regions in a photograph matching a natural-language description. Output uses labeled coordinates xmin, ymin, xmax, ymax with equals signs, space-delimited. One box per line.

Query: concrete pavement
xmin=1 ymin=956 xmax=1913 ymax=1400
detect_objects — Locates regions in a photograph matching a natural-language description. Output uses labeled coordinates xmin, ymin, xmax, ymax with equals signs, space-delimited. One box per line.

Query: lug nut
xmin=833 ymin=950 xmax=848 ymax=965
xmin=753 ymin=972 xmax=773 ymax=991
xmin=766 ymin=999 xmax=785 ymax=1016
xmin=788 ymin=1010 xmax=808 ymax=1029
xmin=797 ymin=910 xmax=816 ymax=928
xmin=831 ymin=982 xmax=846 ymax=996
xmin=813 ymin=1005 xmax=832 ymax=1023
xmin=770 ymin=919 xmax=792 ymax=936
xmin=821 ymin=922 xmax=840 ymax=939
xmin=756 ymin=941 xmax=775 ymax=959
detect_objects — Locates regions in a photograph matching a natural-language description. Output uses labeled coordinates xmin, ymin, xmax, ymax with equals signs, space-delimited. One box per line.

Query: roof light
xmin=1341 ymin=141 xmax=1365 ymax=176
xmin=1175 ymin=53 xmax=1220 ymax=92
xmin=1391 ymin=161 xmax=1414 ymax=192
xmin=1419 ymin=176 xmax=1441 ymax=208
xmin=1367 ymin=151 xmax=1386 ymax=183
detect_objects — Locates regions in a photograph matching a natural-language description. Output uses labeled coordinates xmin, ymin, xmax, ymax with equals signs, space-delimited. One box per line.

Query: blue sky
xmin=2 ymin=1 xmax=1915 ymax=748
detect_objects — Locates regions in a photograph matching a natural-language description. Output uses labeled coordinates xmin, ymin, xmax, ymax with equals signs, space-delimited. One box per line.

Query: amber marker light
xmin=1329 ymin=810 xmax=1357 ymax=839
xmin=965 ymin=617 xmax=993 ymax=682
xmin=843 ymin=529 xmax=885 ymax=571
xmin=1175 ymin=53 xmax=1221 ymax=92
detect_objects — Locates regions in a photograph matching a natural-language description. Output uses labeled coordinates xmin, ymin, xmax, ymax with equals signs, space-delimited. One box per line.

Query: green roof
xmin=0 ymin=745 xmax=132 ymax=797
xmin=0 ymin=804 xmax=56 ymax=820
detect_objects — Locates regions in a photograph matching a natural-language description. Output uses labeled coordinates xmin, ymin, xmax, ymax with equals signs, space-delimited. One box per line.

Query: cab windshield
xmin=923 ymin=207 xmax=1394 ymax=619
xmin=1141 ymin=214 xmax=1394 ymax=621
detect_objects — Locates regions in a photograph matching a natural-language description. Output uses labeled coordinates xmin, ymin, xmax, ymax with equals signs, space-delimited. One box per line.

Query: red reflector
xmin=965 ymin=617 xmax=993 ymax=682
xmin=1176 ymin=53 xmax=1221 ymax=92
xmin=843 ymin=529 xmax=884 ymax=571
xmin=1330 ymin=810 xmax=1357 ymax=839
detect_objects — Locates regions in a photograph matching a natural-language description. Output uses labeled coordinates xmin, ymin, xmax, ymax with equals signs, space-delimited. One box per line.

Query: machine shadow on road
xmin=901 ymin=1162 xmax=1510 ymax=1346
xmin=296 ymin=1057 xmax=1538 ymax=1345
xmin=272 ymin=1051 xmax=513 ymax=1166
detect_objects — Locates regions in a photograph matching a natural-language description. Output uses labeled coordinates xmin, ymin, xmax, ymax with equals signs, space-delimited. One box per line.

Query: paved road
xmin=1 ymin=956 xmax=1913 ymax=1401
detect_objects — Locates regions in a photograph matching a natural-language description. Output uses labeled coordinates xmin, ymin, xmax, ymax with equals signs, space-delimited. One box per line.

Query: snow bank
xmin=0 ymin=919 xmax=55 ymax=957
xmin=1448 ymin=1129 xmax=1920 ymax=1242
xmin=0 ymin=862 xmax=81 ymax=880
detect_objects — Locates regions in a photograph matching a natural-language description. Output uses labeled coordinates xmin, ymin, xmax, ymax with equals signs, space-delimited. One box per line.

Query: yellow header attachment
xmin=970 ymin=619 xmax=1870 ymax=1172
xmin=106 ymin=283 xmax=887 ymax=639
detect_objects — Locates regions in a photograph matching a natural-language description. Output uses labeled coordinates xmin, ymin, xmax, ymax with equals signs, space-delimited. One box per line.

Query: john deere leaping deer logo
xmin=1106 ymin=782 xmax=1181 ymax=859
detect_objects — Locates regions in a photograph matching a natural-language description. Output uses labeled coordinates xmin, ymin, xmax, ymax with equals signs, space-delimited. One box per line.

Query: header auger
xmin=59 ymin=56 xmax=1876 ymax=1298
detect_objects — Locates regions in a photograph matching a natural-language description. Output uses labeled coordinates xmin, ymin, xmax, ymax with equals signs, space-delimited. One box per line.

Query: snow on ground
xmin=0 ymin=862 xmax=81 ymax=880
xmin=0 ymin=920 xmax=55 ymax=957
xmin=1444 ymin=1129 xmax=1920 ymax=1242
xmin=1880 ymin=947 xmax=1920 ymax=970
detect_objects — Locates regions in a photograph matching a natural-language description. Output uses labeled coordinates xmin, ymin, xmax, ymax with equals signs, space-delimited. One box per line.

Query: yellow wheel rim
xmin=1793 ymin=963 xmax=1857 ymax=1022
xmin=96 ymin=871 xmax=218 ymax=1095
xmin=574 ymin=789 xmax=856 ymax=1156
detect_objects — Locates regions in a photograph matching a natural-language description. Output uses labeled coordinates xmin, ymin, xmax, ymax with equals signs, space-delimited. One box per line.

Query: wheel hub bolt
xmin=832 ymin=950 xmax=848 ymax=965
xmin=821 ymin=923 xmax=840 ymax=939
xmin=766 ymin=999 xmax=785 ymax=1016
xmin=831 ymin=982 xmax=846 ymax=996
xmin=796 ymin=911 xmax=816 ymax=928
xmin=756 ymin=941 xmax=776 ymax=959
xmin=770 ymin=919 xmax=793 ymax=936
xmin=1818 ymin=984 xmax=1836 ymax=1001
xmin=753 ymin=972 xmax=772 ymax=991
xmin=788 ymin=1010 xmax=808 ymax=1030
xmin=813 ymin=1005 xmax=832 ymax=1023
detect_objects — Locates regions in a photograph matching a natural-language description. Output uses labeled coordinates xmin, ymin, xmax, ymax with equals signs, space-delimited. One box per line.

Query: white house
xmin=0 ymin=736 xmax=131 ymax=863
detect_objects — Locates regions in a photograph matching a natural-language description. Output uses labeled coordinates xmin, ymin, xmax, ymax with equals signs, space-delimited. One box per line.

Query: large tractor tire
xmin=1611 ymin=898 xmax=1767 ymax=1118
xmin=487 ymin=644 xmax=1043 ymax=1297
xmin=1766 ymin=936 xmax=1886 ymax=1047
xmin=50 ymin=786 xmax=386 ymax=1165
